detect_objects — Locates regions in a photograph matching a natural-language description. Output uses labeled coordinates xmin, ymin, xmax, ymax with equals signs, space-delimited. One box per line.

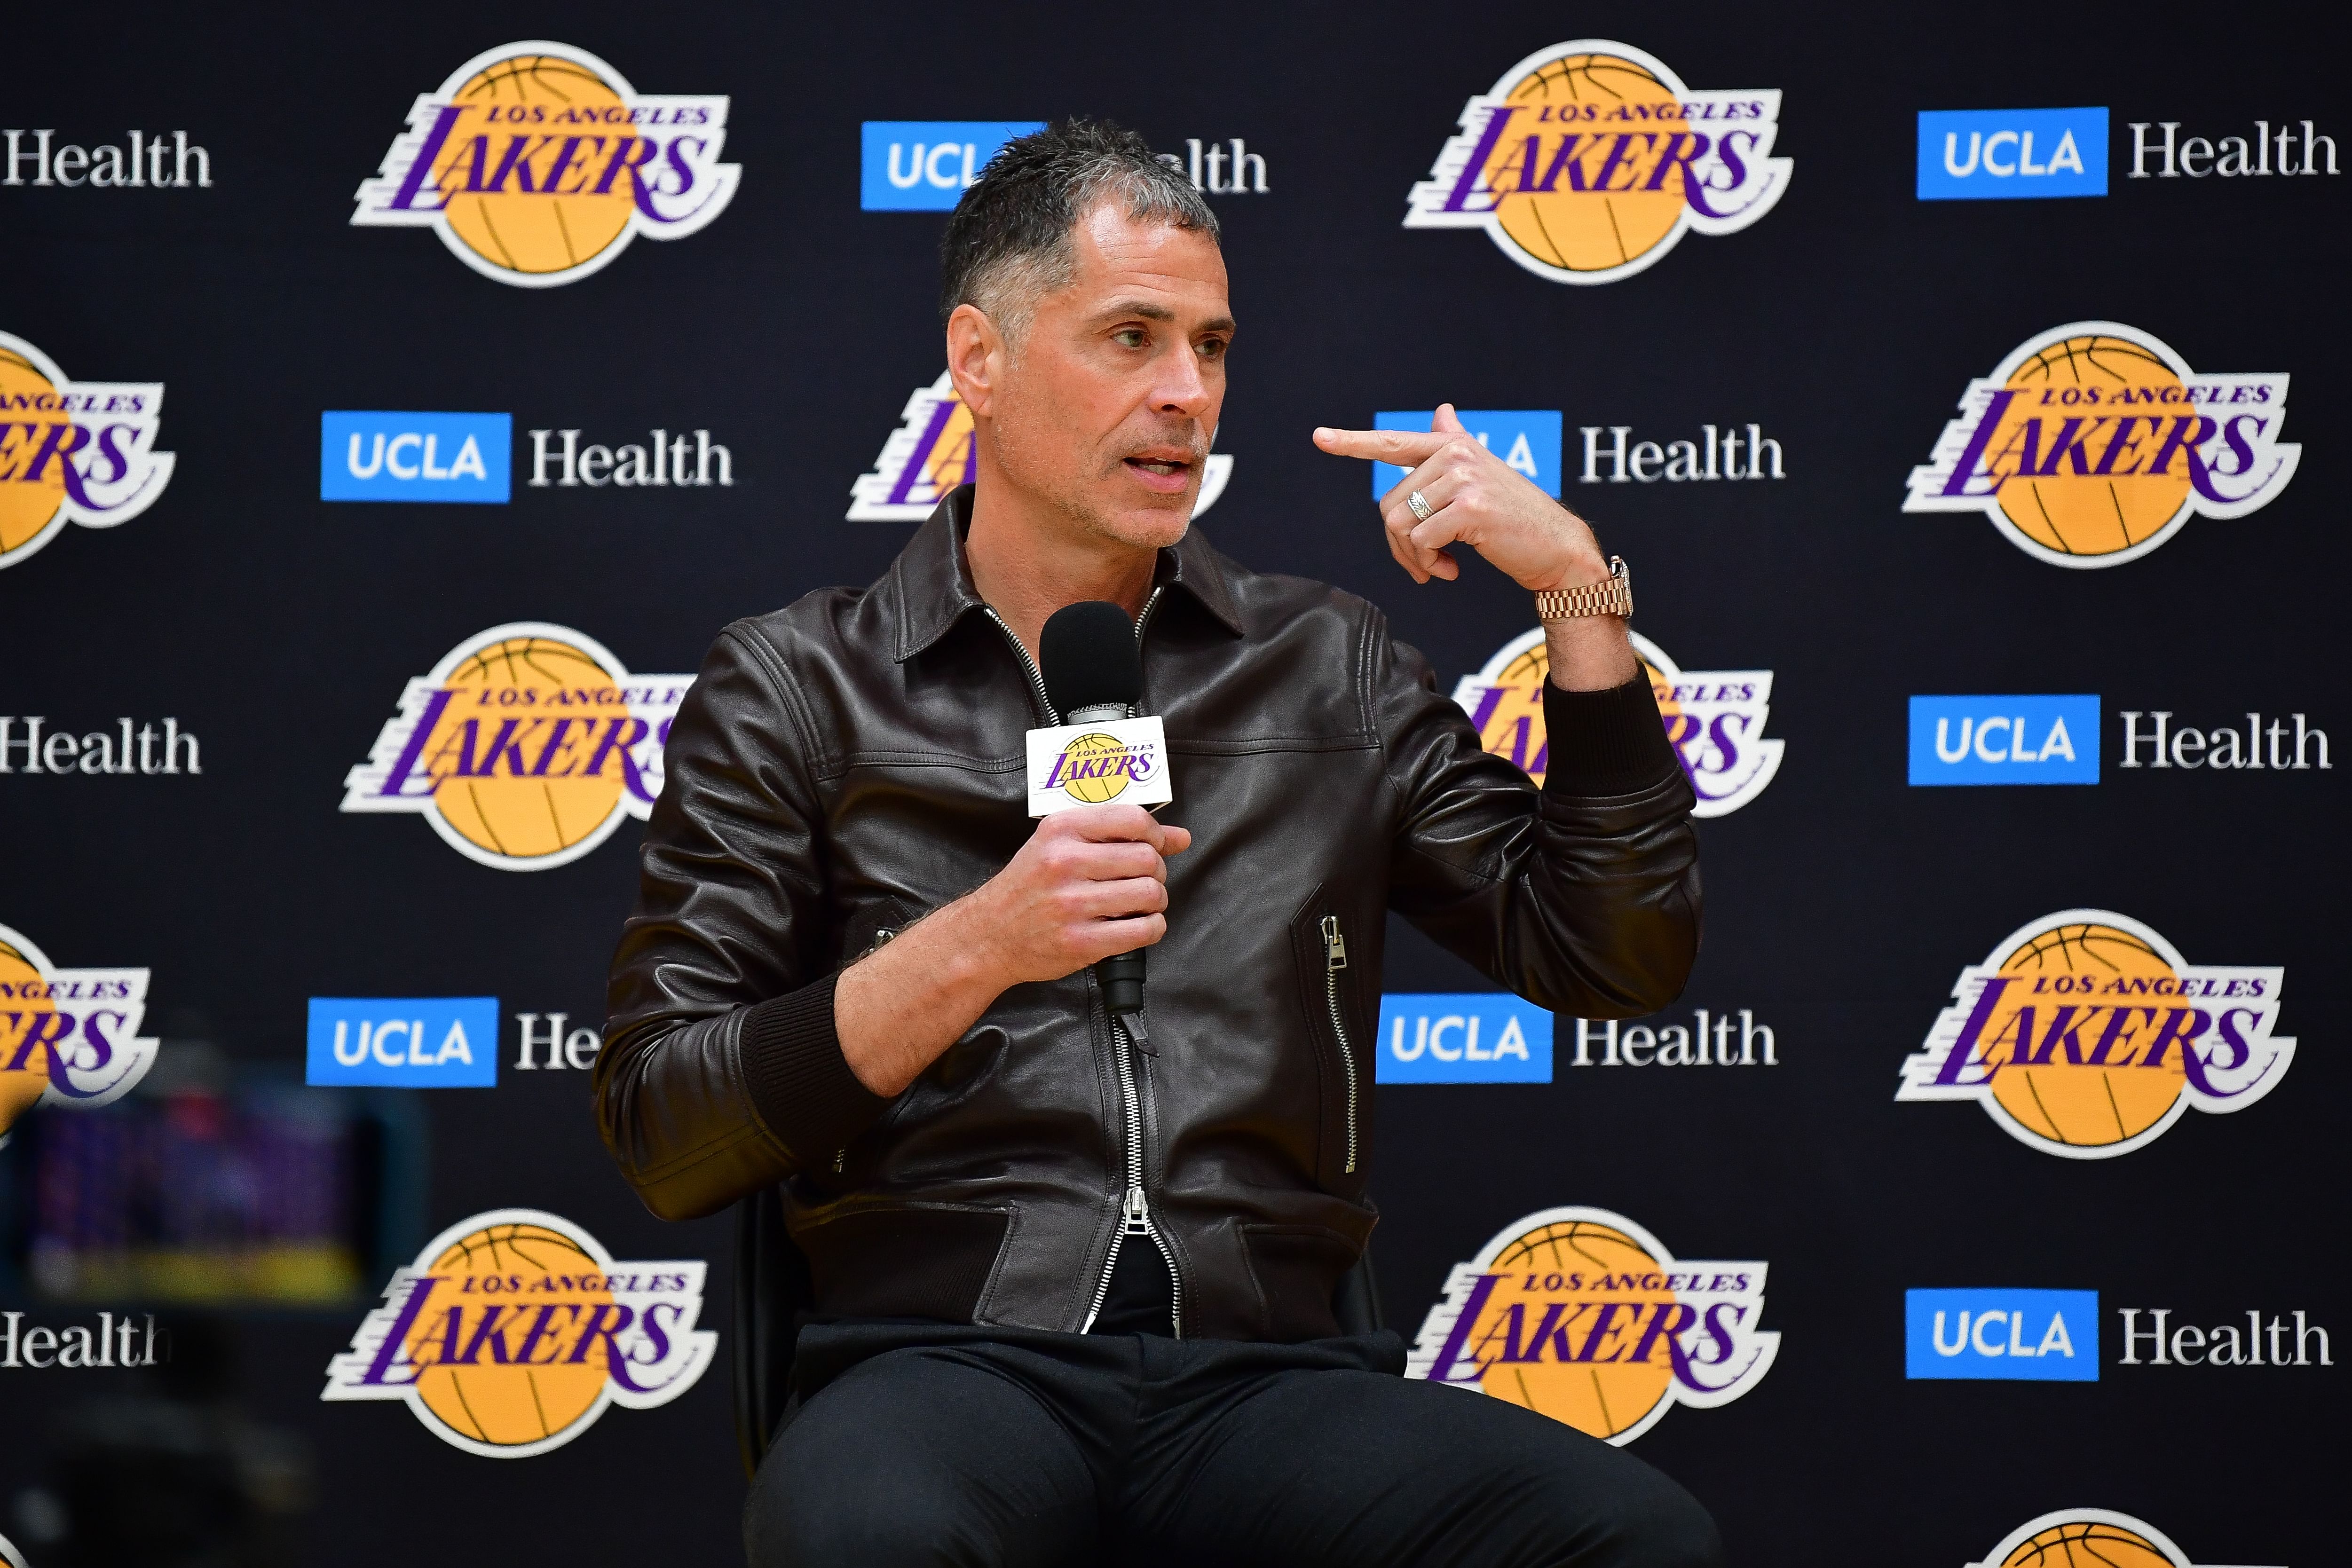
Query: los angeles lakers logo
xmin=1404 ymin=41 xmax=1791 ymax=285
xmin=1898 ymin=910 xmax=2292 ymax=1158
xmin=848 ymin=372 xmax=1234 ymax=521
xmin=1047 ymin=733 xmax=1149 ymax=803
xmin=1967 ymin=1508 xmax=2281 ymax=1568
xmin=1906 ymin=322 xmax=2298 ymax=567
xmin=0 ymin=922 xmax=158 ymax=1135
xmin=1406 ymin=1206 xmax=1776 ymax=1444
xmin=352 ymin=41 xmax=739 ymax=287
xmin=0 ymin=331 xmax=173 ymax=570
xmin=1453 ymin=629 xmax=1780 ymax=817
xmin=323 ymin=1209 xmax=714 ymax=1457
xmin=341 ymin=624 xmax=691 ymax=871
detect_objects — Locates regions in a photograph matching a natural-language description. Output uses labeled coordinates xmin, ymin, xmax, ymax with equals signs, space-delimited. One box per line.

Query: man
xmin=600 ymin=121 xmax=1713 ymax=1567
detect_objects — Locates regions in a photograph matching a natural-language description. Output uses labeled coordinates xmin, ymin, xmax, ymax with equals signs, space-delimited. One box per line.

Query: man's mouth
xmin=1122 ymin=449 xmax=1200 ymax=491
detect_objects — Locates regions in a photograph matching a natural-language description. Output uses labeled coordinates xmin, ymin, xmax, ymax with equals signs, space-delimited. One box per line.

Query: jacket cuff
xmin=1540 ymin=669 xmax=1683 ymax=796
xmin=738 ymin=972 xmax=891 ymax=1163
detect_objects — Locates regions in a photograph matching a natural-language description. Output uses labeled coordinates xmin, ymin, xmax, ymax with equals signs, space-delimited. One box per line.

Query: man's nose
xmin=1152 ymin=349 xmax=1213 ymax=418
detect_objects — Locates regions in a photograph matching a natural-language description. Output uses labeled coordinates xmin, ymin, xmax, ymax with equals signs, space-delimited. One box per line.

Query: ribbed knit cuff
xmin=739 ymin=971 xmax=891 ymax=1164
xmin=1540 ymin=670 xmax=1682 ymax=796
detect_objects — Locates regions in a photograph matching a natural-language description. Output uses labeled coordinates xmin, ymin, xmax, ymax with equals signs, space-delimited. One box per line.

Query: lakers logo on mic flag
xmin=1026 ymin=715 xmax=1171 ymax=816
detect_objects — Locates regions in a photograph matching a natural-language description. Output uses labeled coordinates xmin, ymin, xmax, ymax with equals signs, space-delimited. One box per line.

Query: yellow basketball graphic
xmin=418 ymin=54 xmax=639 ymax=277
xmin=1991 ymin=335 xmax=2192 ymax=559
xmin=1994 ymin=1523 xmax=2173 ymax=1568
xmin=420 ymin=636 xmax=625 ymax=862
xmin=1056 ymin=732 xmax=1132 ymax=804
xmin=1997 ymin=1520 xmax=2176 ymax=1568
xmin=1477 ymin=1219 xmax=1676 ymax=1439
xmin=324 ymin=1205 xmax=714 ymax=1455
xmin=1483 ymin=54 xmax=1689 ymax=275
xmin=0 ymin=939 xmax=55 ymax=1132
xmin=0 ymin=349 xmax=66 ymax=557
xmin=1985 ymin=922 xmax=2186 ymax=1150
xmin=403 ymin=1221 xmax=615 ymax=1448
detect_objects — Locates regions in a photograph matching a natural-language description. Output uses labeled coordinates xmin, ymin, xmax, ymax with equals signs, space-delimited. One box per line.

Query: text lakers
xmin=323 ymin=1210 xmax=714 ymax=1457
xmin=1906 ymin=322 xmax=2297 ymax=567
xmin=1898 ymin=910 xmax=2292 ymax=1157
xmin=341 ymin=624 xmax=690 ymax=871
xmin=1408 ymin=1207 xmax=1776 ymax=1445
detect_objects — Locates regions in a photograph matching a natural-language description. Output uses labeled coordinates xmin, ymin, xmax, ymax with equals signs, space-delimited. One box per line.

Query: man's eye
xmin=1113 ymin=329 xmax=1147 ymax=348
xmin=1198 ymin=338 xmax=1227 ymax=360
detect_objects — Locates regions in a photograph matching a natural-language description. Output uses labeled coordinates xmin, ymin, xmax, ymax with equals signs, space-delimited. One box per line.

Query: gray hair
xmin=939 ymin=118 xmax=1219 ymax=339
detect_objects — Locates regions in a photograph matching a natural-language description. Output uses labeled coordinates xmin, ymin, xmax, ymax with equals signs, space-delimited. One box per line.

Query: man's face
xmin=982 ymin=205 xmax=1233 ymax=549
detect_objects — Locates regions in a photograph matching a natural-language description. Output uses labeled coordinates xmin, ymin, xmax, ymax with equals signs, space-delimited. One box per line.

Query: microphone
xmin=1039 ymin=601 xmax=1152 ymax=1041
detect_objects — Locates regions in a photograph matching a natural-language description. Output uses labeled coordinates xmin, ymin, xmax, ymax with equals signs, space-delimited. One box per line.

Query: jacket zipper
xmin=1082 ymin=1012 xmax=1184 ymax=1336
xmin=982 ymin=606 xmax=1059 ymax=725
xmin=986 ymin=591 xmax=1179 ymax=1336
xmin=1321 ymin=914 xmax=1358 ymax=1175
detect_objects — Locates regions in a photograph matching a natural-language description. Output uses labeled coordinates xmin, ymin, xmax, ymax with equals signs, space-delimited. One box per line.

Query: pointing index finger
xmin=1314 ymin=426 xmax=1450 ymax=465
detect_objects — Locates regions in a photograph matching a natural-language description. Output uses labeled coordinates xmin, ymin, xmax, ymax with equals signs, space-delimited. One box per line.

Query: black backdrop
xmin=3 ymin=2 xmax=2343 ymax=1563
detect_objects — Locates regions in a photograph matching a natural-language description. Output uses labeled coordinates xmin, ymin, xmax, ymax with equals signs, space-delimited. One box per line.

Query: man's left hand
xmin=1313 ymin=404 xmax=1611 ymax=592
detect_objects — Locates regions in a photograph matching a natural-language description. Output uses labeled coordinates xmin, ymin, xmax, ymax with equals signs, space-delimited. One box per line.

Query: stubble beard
xmin=996 ymin=407 xmax=1197 ymax=552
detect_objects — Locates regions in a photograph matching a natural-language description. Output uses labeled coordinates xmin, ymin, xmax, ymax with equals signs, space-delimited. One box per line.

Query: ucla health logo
xmin=1408 ymin=1207 xmax=1776 ymax=1444
xmin=353 ymin=41 xmax=738 ymax=287
xmin=850 ymin=372 xmax=1232 ymax=521
xmin=1371 ymin=410 xmax=1560 ymax=497
xmin=0 ymin=923 xmax=158 ymax=1135
xmin=1455 ymin=630 xmax=1780 ymax=817
xmin=1898 ymin=910 xmax=2292 ymax=1158
xmin=1907 ymin=322 xmax=2297 ymax=567
xmin=1918 ymin=108 xmax=2108 ymax=199
xmin=1405 ymin=41 xmax=1790 ymax=284
xmin=0 ymin=331 xmax=172 ymax=570
xmin=1909 ymin=695 xmax=2099 ymax=785
xmin=307 ymin=998 xmax=498 ymax=1087
xmin=1906 ymin=1288 xmax=2098 ymax=1380
xmin=341 ymin=624 xmax=690 ymax=871
xmin=1967 ymin=1510 xmax=2277 ymax=1568
xmin=322 ymin=412 xmax=511 ymax=502
xmin=861 ymin=121 xmax=1043 ymax=210
xmin=1377 ymin=994 xmax=1551 ymax=1083
xmin=323 ymin=1208 xmax=713 ymax=1457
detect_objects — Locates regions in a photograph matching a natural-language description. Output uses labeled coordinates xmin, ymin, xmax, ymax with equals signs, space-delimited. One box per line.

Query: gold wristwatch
xmin=1533 ymin=556 xmax=1633 ymax=622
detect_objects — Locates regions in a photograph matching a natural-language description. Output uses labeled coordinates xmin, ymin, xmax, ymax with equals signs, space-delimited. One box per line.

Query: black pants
xmin=745 ymin=1324 xmax=1722 ymax=1568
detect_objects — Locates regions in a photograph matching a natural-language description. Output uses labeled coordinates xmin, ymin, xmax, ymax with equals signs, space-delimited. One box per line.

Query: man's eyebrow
xmin=1096 ymin=299 xmax=1238 ymax=336
xmin=1098 ymin=298 xmax=1176 ymax=323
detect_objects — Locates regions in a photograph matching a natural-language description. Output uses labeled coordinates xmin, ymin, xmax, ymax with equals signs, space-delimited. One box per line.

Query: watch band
xmin=1534 ymin=556 xmax=1633 ymax=622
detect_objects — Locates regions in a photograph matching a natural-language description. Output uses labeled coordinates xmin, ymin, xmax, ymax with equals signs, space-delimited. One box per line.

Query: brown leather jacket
xmin=599 ymin=488 xmax=1700 ymax=1341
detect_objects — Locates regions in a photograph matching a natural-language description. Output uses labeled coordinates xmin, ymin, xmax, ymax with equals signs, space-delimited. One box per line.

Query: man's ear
xmin=946 ymin=303 xmax=1005 ymax=419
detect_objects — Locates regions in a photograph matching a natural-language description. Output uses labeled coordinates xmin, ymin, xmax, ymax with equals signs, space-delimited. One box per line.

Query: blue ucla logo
xmin=1906 ymin=1288 xmax=2099 ymax=1380
xmin=321 ymin=412 xmax=511 ymax=503
xmin=1376 ymin=993 xmax=1551 ymax=1084
xmin=1909 ymin=695 xmax=2099 ymax=785
xmin=860 ymin=121 xmax=1045 ymax=211
xmin=1917 ymin=108 xmax=2107 ymax=200
xmin=306 ymin=997 xmax=498 ymax=1087
xmin=1372 ymin=410 xmax=1561 ymax=498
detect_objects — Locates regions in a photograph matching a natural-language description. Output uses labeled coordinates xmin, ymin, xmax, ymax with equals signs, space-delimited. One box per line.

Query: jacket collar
xmin=888 ymin=484 xmax=1244 ymax=662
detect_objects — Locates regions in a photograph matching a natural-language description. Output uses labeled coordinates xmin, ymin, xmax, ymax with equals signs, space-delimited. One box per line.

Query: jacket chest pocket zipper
xmin=1320 ymin=915 xmax=1358 ymax=1176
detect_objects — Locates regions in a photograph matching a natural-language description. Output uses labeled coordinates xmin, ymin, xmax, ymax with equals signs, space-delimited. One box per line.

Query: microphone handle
xmin=1095 ymin=948 xmax=1146 ymax=1017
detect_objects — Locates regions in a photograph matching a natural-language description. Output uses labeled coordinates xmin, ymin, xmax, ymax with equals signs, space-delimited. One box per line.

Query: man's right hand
xmin=834 ymin=805 xmax=1192 ymax=1097
xmin=966 ymin=804 xmax=1192 ymax=986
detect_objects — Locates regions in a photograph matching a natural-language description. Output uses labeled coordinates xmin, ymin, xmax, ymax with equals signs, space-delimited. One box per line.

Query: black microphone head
xmin=1039 ymin=600 xmax=1141 ymax=718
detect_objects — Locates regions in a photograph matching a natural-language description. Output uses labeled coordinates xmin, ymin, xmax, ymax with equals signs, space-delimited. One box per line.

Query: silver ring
xmin=1406 ymin=489 xmax=1435 ymax=523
